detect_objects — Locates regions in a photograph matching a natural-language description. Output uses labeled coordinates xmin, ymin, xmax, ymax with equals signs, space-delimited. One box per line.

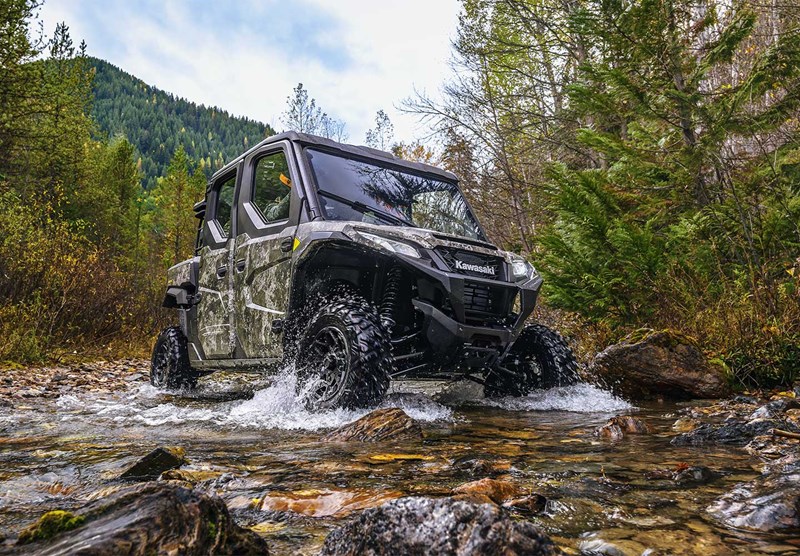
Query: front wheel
xmin=150 ymin=326 xmax=197 ymax=389
xmin=485 ymin=324 xmax=579 ymax=397
xmin=296 ymin=296 xmax=392 ymax=410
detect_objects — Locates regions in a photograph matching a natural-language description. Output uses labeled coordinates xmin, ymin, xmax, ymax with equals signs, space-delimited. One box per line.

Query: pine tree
xmin=149 ymin=146 xmax=205 ymax=268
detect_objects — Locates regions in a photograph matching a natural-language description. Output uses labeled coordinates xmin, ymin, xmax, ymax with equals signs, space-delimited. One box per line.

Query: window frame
xmin=204 ymin=165 xmax=239 ymax=249
xmin=236 ymin=142 xmax=301 ymax=239
xmin=249 ymin=150 xmax=293 ymax=227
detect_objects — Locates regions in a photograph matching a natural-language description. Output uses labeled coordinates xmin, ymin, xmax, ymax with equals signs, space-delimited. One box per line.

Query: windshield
xmin=306 ymin=149 xmax=485 ymax=241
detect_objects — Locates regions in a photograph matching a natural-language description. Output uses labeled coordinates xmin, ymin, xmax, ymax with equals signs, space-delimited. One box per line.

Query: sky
xmin=39 ymin=0 xmax=461 ymax=145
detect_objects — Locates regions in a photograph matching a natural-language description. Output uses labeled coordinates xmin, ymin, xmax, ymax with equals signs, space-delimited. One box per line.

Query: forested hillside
xmin=89 ymin=58 xmax=274 ymax=189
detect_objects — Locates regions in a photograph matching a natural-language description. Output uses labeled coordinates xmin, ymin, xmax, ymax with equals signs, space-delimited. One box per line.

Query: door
xmin=233 ymin=147 xmax=298 ymax=359
xmin=196 ymin=169 xmax=237 ymax=359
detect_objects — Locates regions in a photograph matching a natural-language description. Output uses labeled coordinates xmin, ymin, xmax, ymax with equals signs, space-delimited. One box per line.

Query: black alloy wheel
xmin=485 ymin=324 xmax=579 ymax=397
xmin=296 ymin=295 xmax=392 ymax=410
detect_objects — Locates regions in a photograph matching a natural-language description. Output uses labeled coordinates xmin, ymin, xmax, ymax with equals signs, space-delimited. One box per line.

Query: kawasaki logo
xmin=454 ymin=259 xmax=496 ymax=276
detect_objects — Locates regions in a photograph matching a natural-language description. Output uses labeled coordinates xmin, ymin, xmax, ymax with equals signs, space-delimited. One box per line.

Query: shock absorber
xmin=380 ymin=266 xmax=403 ymax=332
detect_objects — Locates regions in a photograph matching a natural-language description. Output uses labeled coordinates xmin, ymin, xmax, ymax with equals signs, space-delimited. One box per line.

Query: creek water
xmin=0 ymin=371 xmax=796 ymax=555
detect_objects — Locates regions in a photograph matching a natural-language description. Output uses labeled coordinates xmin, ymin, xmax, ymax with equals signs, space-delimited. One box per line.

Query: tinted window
xmin=215 ymin=174 xmax=236 ymax=236
xmin=252 ymin=151 xmax=292 ymax=223
xmin=307 ymin=149 xmax=485 ymax=240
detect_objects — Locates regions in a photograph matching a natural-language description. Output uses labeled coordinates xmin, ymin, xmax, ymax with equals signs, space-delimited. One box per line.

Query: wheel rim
xmin=305 ymin=325 xmax=349 ymax=406
xmin=489 ymin=353 xmax=542 ymax=395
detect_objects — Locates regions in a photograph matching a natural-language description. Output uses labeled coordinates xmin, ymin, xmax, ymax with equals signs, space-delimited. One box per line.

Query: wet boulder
xmin=707 ymin=467 xmax=800 ymax=533
xmin=11 ymin=482 xmax=269 ymax=555
xmin=744 ymin=433 xmax=800 ymax=459
xmin=323 ymin=408 xmax=422 ymax=442
xmin=319 ymin=496 xmax=563 ymax=555
xmin=119 ymin=446 xmax=186 ymax=481
xmin=502 ymin=494 xmax=548 ymax=515
xmin=591 ymin=330 xmax=730 ymax=400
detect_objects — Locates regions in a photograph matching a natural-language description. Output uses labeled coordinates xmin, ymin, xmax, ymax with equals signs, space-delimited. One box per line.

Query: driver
xmin=264 ymin=172 xmax=292 ymax=221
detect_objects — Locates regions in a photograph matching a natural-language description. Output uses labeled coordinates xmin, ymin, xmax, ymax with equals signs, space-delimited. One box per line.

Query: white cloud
xmin=39 ymin=0 xmax=460 ymax=144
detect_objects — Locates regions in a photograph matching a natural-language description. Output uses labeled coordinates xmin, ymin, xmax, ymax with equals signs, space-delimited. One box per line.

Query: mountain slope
xmin=89 ymin=57 xmax=275 ymax=189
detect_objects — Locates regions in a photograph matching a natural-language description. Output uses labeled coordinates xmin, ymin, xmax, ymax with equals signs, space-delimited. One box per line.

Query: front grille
xmin=463 ymin=282 xmax=507 ymax=320
xmin=437 ymin=248 xmax=504 ymax=280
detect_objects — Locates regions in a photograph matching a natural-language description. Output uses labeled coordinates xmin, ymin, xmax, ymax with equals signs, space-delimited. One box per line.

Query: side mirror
xmin=193 ymin=200 xmax=207 ymax=220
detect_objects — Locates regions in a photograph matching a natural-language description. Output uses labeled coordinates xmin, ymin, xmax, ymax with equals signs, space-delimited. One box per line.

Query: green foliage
xmin=539 ymin=0 xmax=800 ymax=386
xmin=540 ymin=167 xmax=668 ymax=323
xmin=425 ymin=0 xmax=800 ymax=386
xmin=0 ymin=3 xmax=173 ymax=362
xmin=149 ymin=145 xmax=206 ymax=269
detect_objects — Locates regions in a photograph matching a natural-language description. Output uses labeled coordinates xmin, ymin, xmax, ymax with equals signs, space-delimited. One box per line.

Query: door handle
xmin=216 ymin=265 xmax=228 ymax=278
xmin=235 ymin=259 xmax=246 ymax=273
xmin=280 ymin=237 xmax=294 ymax=252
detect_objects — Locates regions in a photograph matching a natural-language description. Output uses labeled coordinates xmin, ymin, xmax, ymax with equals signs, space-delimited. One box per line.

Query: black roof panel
xmin=208 ymin=131 xmax=458 ymax=185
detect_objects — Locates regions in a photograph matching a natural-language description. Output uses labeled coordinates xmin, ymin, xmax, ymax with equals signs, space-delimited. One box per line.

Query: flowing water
xmin=0 ymin=371 xmax=796 ymax=555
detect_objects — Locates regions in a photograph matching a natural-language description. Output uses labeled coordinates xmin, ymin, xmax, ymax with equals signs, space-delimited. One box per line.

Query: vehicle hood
xmin=295 ymin=220 xmax=518 ymax=263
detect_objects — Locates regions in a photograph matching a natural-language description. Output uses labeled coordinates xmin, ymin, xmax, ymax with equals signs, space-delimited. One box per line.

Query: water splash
xmin=57 ymin=369 xmax=452 ymax=431
xmin=482 ymin=383 xmax=633 ymax=413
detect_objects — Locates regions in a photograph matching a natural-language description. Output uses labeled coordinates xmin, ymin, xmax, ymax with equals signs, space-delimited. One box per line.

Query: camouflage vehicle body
xmin=156 ymin=131 xmax=576 ymax=406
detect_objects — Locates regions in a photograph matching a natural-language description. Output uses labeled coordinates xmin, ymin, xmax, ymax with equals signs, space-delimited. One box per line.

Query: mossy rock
xmin=17 ymin=510 xmax=86 ymax=545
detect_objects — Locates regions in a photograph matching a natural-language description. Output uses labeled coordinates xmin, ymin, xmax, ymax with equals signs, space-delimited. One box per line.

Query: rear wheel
xmin=485 ymin=324 xmax=578 ymax=397
xmin=296 ymin=295 xmax=392 ymax=410
xmin=150 ymin=326 xmax=197 ymax=389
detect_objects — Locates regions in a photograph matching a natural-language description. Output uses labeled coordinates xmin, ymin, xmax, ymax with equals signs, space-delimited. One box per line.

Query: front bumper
xmin=404 ymin=255 xmax=542 ymax=369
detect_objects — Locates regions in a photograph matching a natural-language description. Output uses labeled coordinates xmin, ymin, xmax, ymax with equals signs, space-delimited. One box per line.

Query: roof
xmin=208 ymin=131 xmax=458 ymax=185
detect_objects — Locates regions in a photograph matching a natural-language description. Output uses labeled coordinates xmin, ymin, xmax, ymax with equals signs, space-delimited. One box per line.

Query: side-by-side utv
xmin=152 ymin=132 xmax=578 ymax=409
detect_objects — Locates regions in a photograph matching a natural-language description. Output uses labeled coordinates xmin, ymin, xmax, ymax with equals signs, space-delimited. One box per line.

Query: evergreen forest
xmin=90 ymin=57 xmax=274 ymax=191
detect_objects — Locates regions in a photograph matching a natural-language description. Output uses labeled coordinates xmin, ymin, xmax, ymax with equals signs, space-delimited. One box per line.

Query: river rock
xmin=323 ymin=408 xmax=422 ymax=442
xmin=11 ymin=482 xmax=269 ymax=555
xmin=595 ymin=422 xmax=624 ymax=440
xmin=595 ymin=415 xmax=650 ymax=439
xmin=591 ymin=330 xmax=730 ymax=399
xmin=707 ymin=467 xmax=800 ymax=533
xmin=452 ymin=455 xmax=511 ymax=476
xmin=119 ymin=446 xmax=186 ymax=480
xmin=671 ymin=418 xmax=796 ymax=446
xmin=452 ymin=478 xmax=524 ymax=504
xmin=319 ymin=496 xmax=563 ymax=555
xmin=674 ymin=465 xmax=718 ymax=486
xmin=502 ymin=494 xmax=548 ymax=515
xmin=748 ymin=398 xmax=800 ymax=420
xmin=645 ymin=464 xmax=717 ymax=485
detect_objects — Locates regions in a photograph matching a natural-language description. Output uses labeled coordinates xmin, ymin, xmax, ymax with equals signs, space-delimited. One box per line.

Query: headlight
xmin=356 ymin=232 xmax=421 ymax=258
xmin=510 ymin=255 xmax=536 ymax=281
